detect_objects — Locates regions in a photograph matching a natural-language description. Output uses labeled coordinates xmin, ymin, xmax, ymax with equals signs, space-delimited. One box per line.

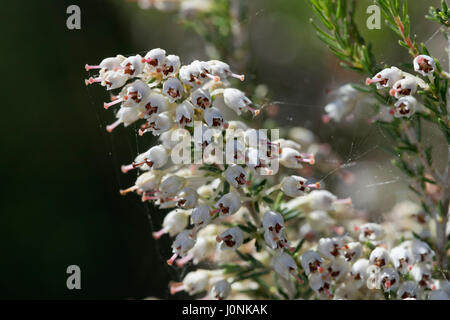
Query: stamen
xmin=206 ymin=73 xmax=220 ymax=82
xmin=85 ymin=77 xmax=102 ymax=86
xmin=210 ymin=208 xmax=221 ymax=216
xmin=245 ymin=105 xmax=260 ymax=116
xmin=104 ymin=98 xmax=123 ymax=110
xmin=176 ymin=254 xmax=193 ymax=267
xmin=290 ymin=270 xmax=304 ymax=285
xmin=167 ymin=253 xmax=179 ymax=266
xmin=231 ymin=73 xmax=245 ymax=81
xmin=119 ymin=185 xmax=138 ymax=196
xmin=365 ymin=77 xmax=384 ymax=85
xmin=85 ymin=64 xmax=101 ymax=71
xmin=106 ymin=119 xmax=122 ymax=132
xmin=121 ymin=164 xmax=135 ymax=174
xmin=153 ymin=228 xmax=167 ymax=240
xmin=169 ymin=281 xmax=185 ymax=294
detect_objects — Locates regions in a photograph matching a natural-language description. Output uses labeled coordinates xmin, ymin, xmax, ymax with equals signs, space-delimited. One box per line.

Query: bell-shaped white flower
xmin=210 ymin=279 xmax=231 ymax=300
xmin=140 ymin=111 xmax=172 ymax=136
xmin=106 ymin=107 xmax=141 ymax=132
xmin=204 ymin=107 xmax=227 ymax=128
xmin=223 ymin=88 xmax=259 ymax=116
xmin=301 ymin=250 xmax=323 ymax=275
xmin=411 ymin=240 xmax=435 ymax=263
xmin=390 ymin=77 xmax=418 ymax=98
xmin=366 ymin=67 xmax=403 ymax=89
xmin=224 ymin=165 xmax=248 ymax=188
xmin=143 ymin=48 xmax=166 ymax=69
xmin=350 ymin=259 xmax=369 ymax=288
xmin=217 ymin=227 xmax=243 ymax=250
xmin=176 ymin=101 xmax=195 ymax=128
xmin=121 ymin=145 xmax=169 ymax=173
xmin=390 ymin=245 xmax=415 ymax=274
xmin=369 ymin=247 xmax=390 ymax=268
xmin=163 ymin=77 xmax=184 ymax=102
xmin=397 ymin=281 xmax=419 ymax=299
xmin=272 ymin=252 xmax=302 ymax=284
xmin=342 ymin=242 xmax=362 ymax=262
xmin=280 ymin=147 xmax=315 ymax=168
xmin=153 ymin=208 xmax=190 ymax=239
xmin=119 ymin=170 xmax=163 ymax=196
xmin=318 ymin=237 xmax=344 ymax=260
xmin=142 ymin=93 xmax=168 ymax=117
xmin=413 ymin=55 xmax=436 ymax=77
xmin=170 ymin=269 xmax=209 ymax=295
xmin=161 ymin=54 xmax=181 ymax=78
xmin=176 ymin=187 xmax=198 ymax=209
xmin=159 ymin=175 xmax=186 ymax=198
xmin=179 ymin=64 xmax=202 ymax=87
xmin=191 ymin=88 xmax=212 ymax=109
xmin=358 ymin=223 xmax=385 ymax=244
xmin=167 ymin=229 xmax=196 ymax=265
xmin=213 ymin=192 xmax=241 ymax=216
xmin=120 ymin=54 xmax=145 ymax=77
xmin=85 ymin=55 xmax=126 ymax=73
xmin=378 ymin=267 xmax=399 ymax=292
xmin=309 ymin=272 xmax=333 ymax=298
xmin=208 ymin=60 xmax=245 ymax=81
xmin=393 ymin=96 xmax=418 ymax=118
xmin=410 ymin=264 xmax=432 ymax=287
xmin=281 ymin=175 xmax=320 ymax=197
xmin=325 ymin=256 xmax=349 ymax=281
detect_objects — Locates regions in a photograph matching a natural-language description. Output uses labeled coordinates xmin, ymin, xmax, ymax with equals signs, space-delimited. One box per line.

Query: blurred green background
xmin=0 ymin=0 xmax=443 ymax=299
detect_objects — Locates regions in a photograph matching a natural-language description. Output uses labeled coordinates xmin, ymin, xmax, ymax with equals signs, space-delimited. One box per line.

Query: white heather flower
xmin=223 ymin=88 xmax=259 ymax=116
xmin=307 ymin=190 xmax=337 ymax=211
xmin=210 ymin=279 xmax=232 ymax=300
xmin=191 ymin=88 xmax=212 ymax=109
xmin=143 ymin=48 xmax=166 ymax=70
xmin=369 ymin=247 xmax=390 ymax=268
xmin=191 ymin=204 xmax=212 ymax=228
xmin=121 ymin=145 xmax=169 ymax=173
xmin=167 ymin=229 xmax=196 ymax=265
xmin=120 ymin=54 xmax=145 ymax=77
xmin=106 ymin=107 xmax=141 ymax=132
xmin=318 ymin=237 xmax=344 ymax=260
xmin=217 ymin=227 xmax=244 ymax=250
xmin=87 ymin=70 xmax=128 ymax=91
xmin=118 ymin=80 xmax=151 ymax=108
xmin=176 ymin=187 xmax=198 ymax=209
xmin=410 ymin=264 xmax=432 ymax=287
xmin=413 ymin=55 xmax=436 ymax=77
xmin=272 ymin=252 xmax=301 ymax=283
xmin=204 ymin=107 xmax=227 ymax=128
xmin=85 ymin=55 xmax=126 ymax=73
xmin=366 ymin=265 xmax=381 ymax=290
xmin=366 ymin=67 xmax=403 ymax=89
xmin=390 ymin=77 xmax=418 ymax=98
xmin=324 ymin=84 xmax=365 ymax=122
xmin=161 ymin=54 xmax=181 ymax=78
xmin=179 ymin=64 xmax=202 ymax=87
xmin=393 ymin=96 xmax=418 ymax=118
xmin=213 ymin=192 xmax=241 ymax=216
xmin=309 ymin=272 xmax=333 ymax=298
xmin=176 ymin=101 xmax=195 ymax=128
xmin=397 ymin=281 xmax=419 ymax=300
xmin=411 ymin=240 xmax=435 ymax=263
xmin=192 ymin=60 xmax=218 ymax=84
xmin=170 ymin=269 xmax=210 ymax=295
xmin=246 ymin=148 xmax=273 ymax=175
xmin=224 ymin=165 xmax=248 ymax=188
xmin=390 ymin=245 xmax=415 ymax=274
xmin=342 ymin=242 xmax=362 ymax=262
xmin=140 ymin=112 xmax=172 ymax=136
xmin=262 ymin=211 xmax=285 ymax=234
xmin=301 ymin=251 xmax=323 ymax=275
xmin=159 ymin=175 xmax=186 ymax=198
xmin=119 ymin=170 xmax=163 ymax=197
xmin=163 ymin=77 xmax=184 ymax=102
xmin=428 ymin=290 xmax=449 ymax=300
xmin=153 ymin=208 xmax=190 ymax=239
xmin=325 ymin=257 xmax=349 ymax=281
xmin=378 ymin=267 xmax=399 ymax=292
xmin=208 ymin=60 xmax=245 ymax=81
xmin=350 ymin=259 xmax=369 ymax=288
xmin=280 ymin=147 xmax=314 ymax=168
xmin=358 ymin=223 xmax=385 ymax=244
xmin=281 ymin=175 xmax=319 ymax=197
xmin=225 ymin=139 xmax=246 ymax=163
xmin=142 ymin=93 xmax=168 ymax=117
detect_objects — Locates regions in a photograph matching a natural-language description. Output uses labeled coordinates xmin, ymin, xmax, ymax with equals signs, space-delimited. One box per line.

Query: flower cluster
xmin=365 ymin=55 xmax=434 ymax=118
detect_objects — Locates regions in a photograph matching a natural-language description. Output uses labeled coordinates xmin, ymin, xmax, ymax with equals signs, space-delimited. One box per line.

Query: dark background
xmin=0 ymin=0 xmax=443 ymax=299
